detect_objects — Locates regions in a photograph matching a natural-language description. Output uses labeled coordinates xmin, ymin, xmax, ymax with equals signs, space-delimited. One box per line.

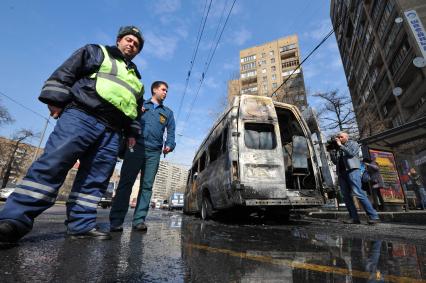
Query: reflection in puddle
xmin=0 ymin=210 xmax=424 ymax=282
xmin=181 ymin=218 xmax=426 ymax=283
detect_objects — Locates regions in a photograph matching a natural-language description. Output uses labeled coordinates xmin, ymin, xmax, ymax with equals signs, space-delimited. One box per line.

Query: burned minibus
xmin=183 ymin=94 xmax=332 ymax=220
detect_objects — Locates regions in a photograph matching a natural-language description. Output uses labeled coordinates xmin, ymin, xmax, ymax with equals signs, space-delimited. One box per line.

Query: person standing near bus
xmin=0 ymin=26 xmax=145 ymax=242
xmin=110 ymin=81 xmax=176 ymax=232
xmin=330 ymin=132 xmax=380 ymax=225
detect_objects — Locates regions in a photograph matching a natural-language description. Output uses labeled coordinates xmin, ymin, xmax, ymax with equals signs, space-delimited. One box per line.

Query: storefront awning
xmin=359 ymin=116 xmax=426 ymax=149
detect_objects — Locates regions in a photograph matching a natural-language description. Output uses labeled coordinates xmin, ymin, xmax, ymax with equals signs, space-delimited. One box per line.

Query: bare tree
xmin=209 ymin=72 xmax=241 ymax=120
xmin=0 ymin=99 xmax=14 ymax=126
xmin=313 ymin=90 xmax=358 ymax=137
xmin=1 ymin=129 xmax=38 ymax=188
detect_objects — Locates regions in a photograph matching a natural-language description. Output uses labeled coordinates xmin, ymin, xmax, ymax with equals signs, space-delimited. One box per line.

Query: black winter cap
xmin=117 ymin=26 xmax=144 ymax=52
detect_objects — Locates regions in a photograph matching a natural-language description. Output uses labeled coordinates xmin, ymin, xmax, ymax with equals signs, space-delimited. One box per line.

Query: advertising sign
xmin=369 ymin=149 xmax=405 ymax=204
xmin=404 ymin=10 xmax=426 ymax=59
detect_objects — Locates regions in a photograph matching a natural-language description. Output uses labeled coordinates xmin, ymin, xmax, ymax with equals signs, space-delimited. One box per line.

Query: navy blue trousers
xmin=0 ymin=108 xmax=120 ymax=235
xmin=110 ymin=144 xmax=161 ymax=227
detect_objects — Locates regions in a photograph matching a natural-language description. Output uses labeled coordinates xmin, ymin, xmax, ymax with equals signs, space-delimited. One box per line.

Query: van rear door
xmin=237 ymin=96 xmax=287 ymax=198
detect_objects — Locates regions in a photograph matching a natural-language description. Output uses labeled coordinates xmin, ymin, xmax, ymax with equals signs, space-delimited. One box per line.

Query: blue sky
xmin=0 ymin=0 xmax=348 ymax=167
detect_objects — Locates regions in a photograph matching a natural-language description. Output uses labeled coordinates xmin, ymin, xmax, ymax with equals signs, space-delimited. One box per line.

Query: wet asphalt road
xmin=0 ymin=204 xmax=426 ymax=283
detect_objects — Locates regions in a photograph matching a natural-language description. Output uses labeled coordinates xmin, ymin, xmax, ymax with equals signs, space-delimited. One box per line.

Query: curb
xmin=308 ymin=210 xmax=426 ymax=225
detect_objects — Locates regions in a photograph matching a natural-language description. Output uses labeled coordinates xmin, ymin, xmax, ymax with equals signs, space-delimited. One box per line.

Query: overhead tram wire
xmin=175 ymin=0 xmax=213 ymax=125
xmin=180 ymin=0 xmax=237 ymax=137
xmin=205 ymin=0 xmax=228 ymax=71
xmin=270 ymin=17 xmax=344 ymax=98
xmin=0 ymin=90 xmax=51 ymax=123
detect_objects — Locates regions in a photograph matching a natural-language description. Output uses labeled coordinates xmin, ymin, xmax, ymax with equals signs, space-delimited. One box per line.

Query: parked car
xmin=168 ymin=192 xmax=184 ymax=210
xmin=0 ymin=187 xmax=15 ymax=201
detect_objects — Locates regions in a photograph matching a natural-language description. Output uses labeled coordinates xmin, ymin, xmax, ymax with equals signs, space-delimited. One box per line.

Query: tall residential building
xmin=330 ymin=0 xmax=426 ymax=180
xmin=228 ymin=35 xmax=308 ymax=109
xmin=129 ymin=161 xmax=189 ymax=203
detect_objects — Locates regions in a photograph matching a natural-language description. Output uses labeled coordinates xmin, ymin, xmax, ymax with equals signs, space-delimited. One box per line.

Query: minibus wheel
xmin=201 ymin=195 xmax=213 ymax=220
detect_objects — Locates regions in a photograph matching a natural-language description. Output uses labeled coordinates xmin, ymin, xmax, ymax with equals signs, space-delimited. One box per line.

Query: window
xmin=244 ymin=123 xmax=277 ymax=150
xmin=272 ymin=82 xmax=277 ymax=88
xmin=241 ymin=54 xmax=256 ymax=63
xmin=272 ymin=74 xmax=276 ymax=80
xmin=241 ymin=86 xmax=258 ymax=94
xmin=280 ymin=44 xmax=296 ymax=52
xmin=242 ymin=62 xmax=256 ymax=71
xmin=241 ymin=70 xmax=256 ymax=79
xmin=262 ymin=76 xmax=267 ymax=81
xmin=271 ymin=66 xmax=276 ymax=72
xmin=271 ymin=58 xmax=275 ymax=64
xmin=262 ymin=68 xmax=266 ymax=74
xmin=199 ymin=151 xmax=207 ymax=172
xmin=282 ymin=60 xmax=299 ymax=68
xmin=390 ymin=39 xmax=410 ymax=75
xmin=261 ymin=52 xmax=266 ymax=58
xmin=221 ymin=127 xmax=228 ymax=154
xmin=208 ymin=134 xmax=222 ymax=163
xmin=263 ymin=84 xmax=267 ymax=91
xmin=269 ymin=50 xmax=274 ymax=56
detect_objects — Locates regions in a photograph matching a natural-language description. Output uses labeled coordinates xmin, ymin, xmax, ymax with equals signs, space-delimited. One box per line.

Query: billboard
xmin=369 ymin=149 xmax=405 ymax=204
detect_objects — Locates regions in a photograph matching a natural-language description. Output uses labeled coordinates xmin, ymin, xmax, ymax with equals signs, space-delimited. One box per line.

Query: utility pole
xmin=32 ymin=117 xmax=50 ymax=162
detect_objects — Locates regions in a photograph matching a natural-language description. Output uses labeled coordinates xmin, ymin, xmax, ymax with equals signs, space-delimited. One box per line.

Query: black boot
xmin=0 ymin=221 xmax=24 ymax=243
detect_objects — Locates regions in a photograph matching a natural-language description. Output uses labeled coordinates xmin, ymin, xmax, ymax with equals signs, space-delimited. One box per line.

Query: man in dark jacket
xmin=109 ymin=81 xmax=176 ymax=232
xmin=0 ymin=26 xmax=145 ymax=242
xmin=330 ymin=132 xmax=380 ymax=225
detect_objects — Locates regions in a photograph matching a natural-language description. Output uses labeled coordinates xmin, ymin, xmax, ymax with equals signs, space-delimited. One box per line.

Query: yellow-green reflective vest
xmin=90 ymin=45 xmax=144 ymax=119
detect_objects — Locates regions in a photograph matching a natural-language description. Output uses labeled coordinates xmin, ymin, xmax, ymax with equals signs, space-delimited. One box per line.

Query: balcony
xmin=240 ymin=76 xmax=257 ymax=85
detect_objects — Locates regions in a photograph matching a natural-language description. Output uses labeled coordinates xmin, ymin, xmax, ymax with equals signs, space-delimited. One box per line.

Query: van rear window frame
xmin=244 ymin=122 xmax=277 ymax=150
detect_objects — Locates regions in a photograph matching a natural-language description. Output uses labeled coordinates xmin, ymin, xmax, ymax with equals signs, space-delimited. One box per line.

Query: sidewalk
xmin=307 ymin=209 xmax=426 ymax=225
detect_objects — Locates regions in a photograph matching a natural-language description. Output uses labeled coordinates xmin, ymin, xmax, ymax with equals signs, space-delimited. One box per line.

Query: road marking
xmin=187 ymin=243 xmax=426 ymax=283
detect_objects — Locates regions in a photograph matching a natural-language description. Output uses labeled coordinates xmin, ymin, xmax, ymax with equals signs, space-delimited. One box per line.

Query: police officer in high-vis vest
xmin=0 ymin=26 xmax=145 ymax=242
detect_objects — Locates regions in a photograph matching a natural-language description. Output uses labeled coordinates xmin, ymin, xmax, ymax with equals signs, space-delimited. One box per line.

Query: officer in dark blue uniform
xmin=110 ymin=81 xmax=176 ymax=232
xmin=0 ymin=26 xmax=145 ymax=242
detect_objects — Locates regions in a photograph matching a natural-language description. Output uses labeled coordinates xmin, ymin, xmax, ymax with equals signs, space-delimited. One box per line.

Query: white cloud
xmin=144 ymin=31 xmax=179 ymax=59
xmin=133 ymin=57 xmax=148 ymax=70
xmin=204 ymin=77 xmax=220 ymax=89
xmin=94 ymin=31 xmax=114 ymax=46
xmin=152 ymin=0 xmax=181 ymax=14
xmin=304 ymin=19 xmax=332 ymax=41
xmin=229 ymin=27 xmax=252 ymax=46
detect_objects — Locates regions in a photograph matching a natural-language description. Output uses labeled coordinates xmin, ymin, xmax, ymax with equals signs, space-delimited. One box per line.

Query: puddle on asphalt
xmin=180 ymin=216 xmax=426 ymax=283
xmin=0 ymin=210 xmax=425 ymax=282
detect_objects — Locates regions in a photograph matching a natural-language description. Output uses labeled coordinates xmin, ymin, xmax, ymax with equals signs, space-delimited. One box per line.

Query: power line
xmin=175 ymin=0 xmax=213 ymax=125
xmin=180 ymin=0 xmax=237 ymax=136
xmin=0 ymin=90 xmax=50 ymax=122
xmin=270 ymin=18 xmax=343 ymax=98
xmin=204 ymin=0 xmax=228 ymax=70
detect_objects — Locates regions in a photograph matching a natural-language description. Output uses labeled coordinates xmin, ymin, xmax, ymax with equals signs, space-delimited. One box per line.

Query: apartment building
xmin=228 ymin=35 xmax=308 ymax=109
xmin=0 ymin=136 xmax=37 ymax=186
xmin=330 ymin=0 xmax=426 ymax=183
xmin=129 ymin=161 xmax=188 ymax=203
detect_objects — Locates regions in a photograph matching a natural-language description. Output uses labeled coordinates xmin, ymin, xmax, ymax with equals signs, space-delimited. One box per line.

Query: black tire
xmin=101 ymin=203 xmax=108 ymax=209
xmin=200 ymin=194 xmax=213 ymax=220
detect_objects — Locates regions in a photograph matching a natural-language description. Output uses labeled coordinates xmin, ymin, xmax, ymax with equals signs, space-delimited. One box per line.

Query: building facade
xmin=330 ymin=0 xmax=426 ymax=203
xmin=228 ymin=35 xmax=308 ymax=109
xmin=0 ymin=136 xmax=38 ymax=187
xmin=129 ymin=160 xmax=189 ymax=204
